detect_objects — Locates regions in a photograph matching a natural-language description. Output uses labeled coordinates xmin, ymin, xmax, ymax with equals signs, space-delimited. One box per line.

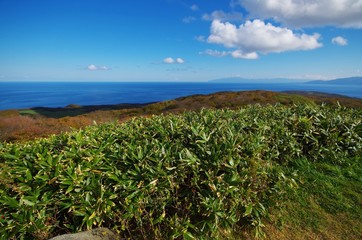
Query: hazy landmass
xmin=209 ymin=77 xmax=307 ymax=83
xmin=307 ymin=76 xmax=362 ymax=85
xmin=210 ymin=76 xmax=362 ymax=85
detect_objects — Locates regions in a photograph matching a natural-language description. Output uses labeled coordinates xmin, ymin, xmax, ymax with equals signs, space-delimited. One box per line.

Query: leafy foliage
xmin=0 ymin=104 xmax=361 ymax=239
xmin=2 ymin=90 xmax=362 ymax=142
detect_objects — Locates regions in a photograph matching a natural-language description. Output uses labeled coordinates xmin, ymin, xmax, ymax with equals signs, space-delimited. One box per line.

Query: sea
xmin=0 ymin=81 xmax=361 ymax=110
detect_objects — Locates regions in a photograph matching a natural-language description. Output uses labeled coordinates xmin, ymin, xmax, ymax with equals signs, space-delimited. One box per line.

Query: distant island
xmin=210 ymin=76 xmax=362 ymax=85
xmin=209 ymin=77 xmax=306 ymax=84
xmin=307 ymin=76 xmax=362 ymax=85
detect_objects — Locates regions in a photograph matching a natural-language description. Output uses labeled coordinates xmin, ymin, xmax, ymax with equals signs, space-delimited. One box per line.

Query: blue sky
xmin=0 ymin=0 xmax=361 ymax=82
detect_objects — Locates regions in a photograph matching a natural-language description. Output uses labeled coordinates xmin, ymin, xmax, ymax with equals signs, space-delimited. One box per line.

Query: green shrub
xmin=0 ymin=104 xmax=361 ymax=239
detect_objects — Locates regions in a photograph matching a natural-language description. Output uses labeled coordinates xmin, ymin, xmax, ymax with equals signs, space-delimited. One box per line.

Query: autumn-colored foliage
xmin=1 ymin=90 xmax=362 ymax=142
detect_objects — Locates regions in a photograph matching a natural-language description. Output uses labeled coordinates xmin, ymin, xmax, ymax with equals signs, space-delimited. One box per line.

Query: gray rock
xmin=49 ymin=228 xmax=120 ymax=240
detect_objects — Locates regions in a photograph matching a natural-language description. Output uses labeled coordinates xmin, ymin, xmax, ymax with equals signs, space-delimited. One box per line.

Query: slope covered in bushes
xmin=0 ymin=104 xmax=361 ymax=239
xmin=2 ymin=90 xmax=362 ymax=143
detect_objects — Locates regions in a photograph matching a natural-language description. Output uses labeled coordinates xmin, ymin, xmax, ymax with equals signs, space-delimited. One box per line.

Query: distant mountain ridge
xmin=307 ymin=77 xmax=362 ymax=85
xmin=209 ymin=77 xmax=306 ymax=83
xmin=209 ymin=76 xmax=362 ymax=85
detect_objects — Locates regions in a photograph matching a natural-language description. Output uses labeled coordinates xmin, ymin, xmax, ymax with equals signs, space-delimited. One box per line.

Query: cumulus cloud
xmin=163 ymin=57 xmax=175 ymax=64
xmin=202 ymin=10 xmax=243 ymax=22
xmin=332 ymin=36 xmax=348 ymax=46
xmin=176 ymin=58 xmax=185 ymax=64
xmin=230 ymin=50 xmax=259 ymax=59
xmin=239 ymin=0 xmax=362 ymax=28
xmin=87 ymin=64 xmax=97 ymax=71
xmin=87 ymin=64 xmax=110 ymax=71
xmin=207 ymin=19 xmax=322 ymax=59
xmin=163 ymin=57 xmax=185 ymax=64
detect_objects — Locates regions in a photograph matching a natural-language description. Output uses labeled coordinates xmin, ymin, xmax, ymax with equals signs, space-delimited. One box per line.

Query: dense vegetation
xmin=1 ymin=90 xmax=362 ymax=142
xmin=1 ymin=103 xmax=361 ymax=239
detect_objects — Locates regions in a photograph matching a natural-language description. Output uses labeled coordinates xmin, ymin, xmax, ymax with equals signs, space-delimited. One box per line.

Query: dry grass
xmin=1 ymin=90 xmax=362 ymax=143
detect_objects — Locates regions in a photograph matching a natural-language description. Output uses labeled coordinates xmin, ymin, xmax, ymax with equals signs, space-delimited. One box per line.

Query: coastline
xmin=1 ymin=81 xmax=362 ymax=111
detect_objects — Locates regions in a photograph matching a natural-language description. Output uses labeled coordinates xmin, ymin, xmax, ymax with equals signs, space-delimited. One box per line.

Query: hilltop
xmin=1 ymin=90 xmax=362 ymax=142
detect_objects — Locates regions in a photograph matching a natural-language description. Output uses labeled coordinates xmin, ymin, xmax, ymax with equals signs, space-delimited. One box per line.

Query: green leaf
xmin=244 ymin=204 xmax=253 ymax=217
xmin=22 ymin=198 xmax=35 ymax=206
xmin=66 ymin=185 xmax=74 ymax=194
xmin=183 ymin=231 xmax=195 ymax=240
xmin=1 ymin=196 xmax=19 ymax=208
xmin=25 ymin=169 xmax=32 ymax=181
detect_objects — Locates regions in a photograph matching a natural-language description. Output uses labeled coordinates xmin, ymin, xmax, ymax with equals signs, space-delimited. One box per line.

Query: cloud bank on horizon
xmin=203 ymin=0 xmax=362 ymax=59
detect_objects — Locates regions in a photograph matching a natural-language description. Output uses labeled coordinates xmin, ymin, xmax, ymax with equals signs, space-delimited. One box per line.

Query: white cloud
xmin=182 ymin=16 xmax=197 ymax=23
xmin=202 ymin=10 xmax=243 ymax=22
xmin=176 ymin=58 xmax=185 ymax=64
xmin=200 ymin=49 xmax=229 ymax=57
xmin=163 ymin=57 xmax=185 ymax=64
xmin=332 ymin=36 xmax=348 ymax=46
xmin=239 ymin=0 xmax=362 ymax=28
xmin=200 ymin=49 xmax=258 ymax=59
xmin=230 ymin=50 xmax=258 ymax=59
xmin=87 ymin=64 xmax=98 ymax=71
xmin=190 ymin=4 xmax=199 ymax=11
xmin=207 ymin=19 xmax=322 ymax=59
xmin=87 ymin=64 xmax=110 ymax=71
xmin=163 ymin=57 xmax=175 ymax=64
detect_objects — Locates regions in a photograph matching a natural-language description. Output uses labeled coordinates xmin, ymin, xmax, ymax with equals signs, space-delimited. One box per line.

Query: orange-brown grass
xmin=1 ymin=90 xmax=362 ymax=142
xmin=0 ymin=115 xmax=96 ymax=142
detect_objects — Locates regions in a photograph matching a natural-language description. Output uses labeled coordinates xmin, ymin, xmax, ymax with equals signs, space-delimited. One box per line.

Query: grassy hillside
xmin=1 ymin=90 xmax=362 ymax=142
xmin=1 ymin=104 xmax=361 ymax=239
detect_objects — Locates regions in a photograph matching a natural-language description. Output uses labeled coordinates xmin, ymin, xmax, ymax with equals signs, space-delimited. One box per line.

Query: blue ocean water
xmin=0 ymin=82 xmax=361 ymax=110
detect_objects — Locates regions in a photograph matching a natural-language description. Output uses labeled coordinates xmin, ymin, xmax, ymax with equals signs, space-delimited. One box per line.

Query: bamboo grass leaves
xmin=0 ymin=104 xmax=361 ymax=239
